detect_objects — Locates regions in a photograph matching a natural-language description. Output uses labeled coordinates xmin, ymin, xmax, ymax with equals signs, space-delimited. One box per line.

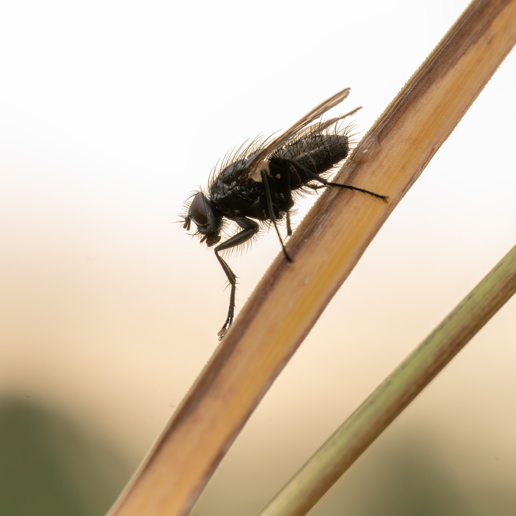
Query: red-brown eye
xmin=189 ymin=192 xmax=208 ymax=226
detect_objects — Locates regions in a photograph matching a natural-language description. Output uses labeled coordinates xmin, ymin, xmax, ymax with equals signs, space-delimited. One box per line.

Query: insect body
xmin=182 ymin=88 xmax=387 ymax=339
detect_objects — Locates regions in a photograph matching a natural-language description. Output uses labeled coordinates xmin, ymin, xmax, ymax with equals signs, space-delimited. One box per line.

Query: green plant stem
xmin=258 ymin=244 xmax=516 ymax=516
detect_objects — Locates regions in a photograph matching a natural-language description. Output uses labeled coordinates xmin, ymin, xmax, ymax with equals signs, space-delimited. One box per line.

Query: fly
xmin=182 ymin=88 xmax=388 ymax=339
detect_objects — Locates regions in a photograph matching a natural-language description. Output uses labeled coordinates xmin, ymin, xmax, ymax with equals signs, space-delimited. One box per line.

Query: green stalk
xmin=258 ymin=245 xmax=516 ymax=516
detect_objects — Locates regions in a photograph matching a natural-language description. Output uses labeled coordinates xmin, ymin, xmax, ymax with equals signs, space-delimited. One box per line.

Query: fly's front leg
xmin=215 ymin=216 xmax=259 ymax=339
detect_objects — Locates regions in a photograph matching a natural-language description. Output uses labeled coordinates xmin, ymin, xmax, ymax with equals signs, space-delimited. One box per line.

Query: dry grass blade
xmin=107 ymin=1 xmax=516 ymax=515
xmin=257 ymin=244 xmax=516 ymax=516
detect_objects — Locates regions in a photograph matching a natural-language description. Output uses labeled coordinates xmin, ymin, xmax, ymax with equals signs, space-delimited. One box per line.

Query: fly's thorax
xmin=211 ymin=178 xmax=267 ymax=220
xmin=208 ymin=158 xmax=250 ymax=203
xmin=212 ymin=156 xmax=253 ymax=186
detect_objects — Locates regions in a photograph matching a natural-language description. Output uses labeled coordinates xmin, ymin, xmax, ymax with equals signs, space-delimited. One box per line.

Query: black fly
xmin=182 ymin=88 xmax=387 ymax=339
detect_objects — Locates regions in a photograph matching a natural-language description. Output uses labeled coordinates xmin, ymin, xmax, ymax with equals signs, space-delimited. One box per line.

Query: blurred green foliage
xmin=1 ymin=397 xmax=514 ymax=516
xmin=0 ymin=397 xmax=132 ymax=516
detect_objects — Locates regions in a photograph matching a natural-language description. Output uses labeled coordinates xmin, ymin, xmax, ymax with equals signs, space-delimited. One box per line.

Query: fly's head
xmin=183 ymin=191 xmax=222 ymax=247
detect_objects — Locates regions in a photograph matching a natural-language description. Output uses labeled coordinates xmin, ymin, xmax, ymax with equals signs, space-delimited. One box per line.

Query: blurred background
xmin=0 ymin=0 xmax=515 ymax=515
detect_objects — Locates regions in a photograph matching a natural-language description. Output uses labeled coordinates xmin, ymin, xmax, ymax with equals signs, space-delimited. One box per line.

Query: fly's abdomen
xmin=272 ymin=134 xmax=349 ymax=175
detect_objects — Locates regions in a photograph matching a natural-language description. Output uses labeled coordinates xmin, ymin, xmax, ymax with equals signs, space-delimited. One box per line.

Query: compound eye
xmin=189 ymin=192 xmax=208 ymax=226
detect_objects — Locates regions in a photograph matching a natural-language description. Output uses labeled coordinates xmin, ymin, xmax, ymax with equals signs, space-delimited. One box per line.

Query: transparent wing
xmin=243 ymin=87 xmax=353 ymax=179
xmin=290 ymin=106 xmax=362 ymax=141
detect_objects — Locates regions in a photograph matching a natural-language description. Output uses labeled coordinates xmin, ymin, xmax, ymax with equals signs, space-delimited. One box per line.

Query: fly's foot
xmin=218 ymin=318 xmax=233 ymax=340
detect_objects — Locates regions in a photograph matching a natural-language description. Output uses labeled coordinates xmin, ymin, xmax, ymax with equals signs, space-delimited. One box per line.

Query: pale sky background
xmin=0 ymin=1 xmax=515 ymax=515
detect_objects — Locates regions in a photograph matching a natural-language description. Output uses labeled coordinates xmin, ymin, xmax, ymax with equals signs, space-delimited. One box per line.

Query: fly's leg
xmin=261 ymin=169 xmax=292 ymax=262
xmin=214 ymin=253 xmax=236 ymax=339
xmin=285 ymin=159 xmax=388 ymax=202
xmin=286 ymin=212 xmax=292 ymax=236
xmin=263 ymin=158 xmax=304 ymax=240
xmin=273 ymin=163 xmax=295 ymax=236
xmin=215 ymin=216 xmax=259 ymax=339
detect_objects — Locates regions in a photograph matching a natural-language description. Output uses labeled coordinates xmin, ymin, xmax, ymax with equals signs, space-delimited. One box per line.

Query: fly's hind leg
xmin=285 ymin=159 xmax=388 ymax=202
xmin=215 ymin=216 xmax=259 ymax=339
xmin=286 ymin=212 xmax=292 ymax=236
